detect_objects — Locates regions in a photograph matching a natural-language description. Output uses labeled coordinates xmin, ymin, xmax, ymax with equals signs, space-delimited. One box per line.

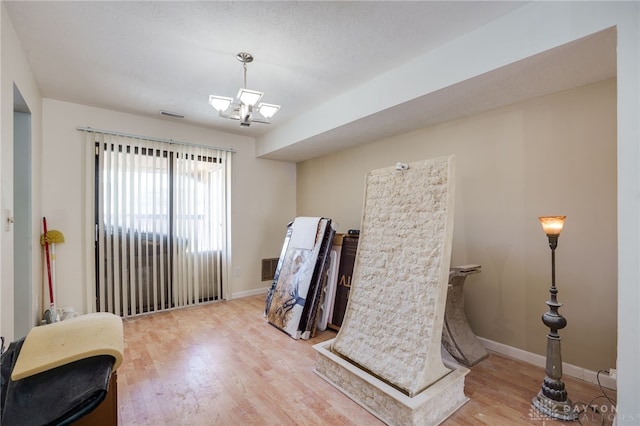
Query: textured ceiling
xmin=4 ymin=1 xmax=616 ymax=162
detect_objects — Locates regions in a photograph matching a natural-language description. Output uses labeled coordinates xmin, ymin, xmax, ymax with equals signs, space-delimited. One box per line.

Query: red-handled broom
xmin=42 ymin=217 xmax=56 ymax=323
xmin=40 ymin=217 xmax=64 ymax=324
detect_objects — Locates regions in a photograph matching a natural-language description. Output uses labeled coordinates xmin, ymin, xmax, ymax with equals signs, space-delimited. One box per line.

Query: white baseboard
xmin=230 ymin=286 xmax=269 ymax=299
xmin=477 ymin=337 xmax=616 ymax=391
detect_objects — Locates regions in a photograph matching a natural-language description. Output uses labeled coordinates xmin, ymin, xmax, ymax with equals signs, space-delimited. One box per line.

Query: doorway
xmin=13 ymin=84 xmax=32 ymax=339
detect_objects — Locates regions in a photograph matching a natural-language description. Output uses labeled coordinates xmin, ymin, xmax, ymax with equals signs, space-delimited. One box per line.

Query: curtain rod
xmin=77 ymin=126 xmax=236 ymax=153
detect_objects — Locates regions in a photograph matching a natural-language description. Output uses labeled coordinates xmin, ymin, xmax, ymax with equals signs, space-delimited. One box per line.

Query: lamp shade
xmin=209 ymin=95 xmax=233 ymax=112
xmin=257 ymin=103 xmax=280 ymax=119
xmin=538 ymin=216 xmax=566 ymax=236
xmin=237 ymin=88 xmax=263 ymax=106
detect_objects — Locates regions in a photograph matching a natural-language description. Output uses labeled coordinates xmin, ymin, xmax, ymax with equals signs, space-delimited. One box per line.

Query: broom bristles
xmin=40 ymin=230 xmax=65 ymax=245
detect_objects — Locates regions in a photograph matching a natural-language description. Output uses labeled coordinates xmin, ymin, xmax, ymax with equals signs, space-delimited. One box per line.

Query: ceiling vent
xmin=159 ymin=110 xmax=184 ymax=119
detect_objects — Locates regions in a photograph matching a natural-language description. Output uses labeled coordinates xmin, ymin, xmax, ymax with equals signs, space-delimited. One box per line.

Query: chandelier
xmin=209 ymin=52 xmax=280 ymax=127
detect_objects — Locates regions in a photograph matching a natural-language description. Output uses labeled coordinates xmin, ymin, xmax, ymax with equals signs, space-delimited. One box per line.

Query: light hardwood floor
xmin=117 ymin=295 xmax=616 ymax=425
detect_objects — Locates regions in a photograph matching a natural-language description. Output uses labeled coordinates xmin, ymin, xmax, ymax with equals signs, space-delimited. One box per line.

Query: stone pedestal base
xmin=442 ymin=265 xmax=488 ymax=367
xmin=314 ymin=339 xmax=469 ymax=426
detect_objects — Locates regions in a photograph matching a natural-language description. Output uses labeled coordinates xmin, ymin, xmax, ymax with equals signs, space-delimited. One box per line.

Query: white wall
xmin=1 ymin=3 xmax=43 ymax=343
xmin=41 ymin=99 xmax=296 ymax=314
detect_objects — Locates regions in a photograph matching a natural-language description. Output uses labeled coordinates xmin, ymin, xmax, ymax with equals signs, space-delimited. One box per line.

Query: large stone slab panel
xmin=331 ymin=156 xmax=456 ymax=397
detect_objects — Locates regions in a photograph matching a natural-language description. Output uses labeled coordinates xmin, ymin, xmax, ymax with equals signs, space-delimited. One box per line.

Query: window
xmin=87 ymin=131 xmax=231 ymax=317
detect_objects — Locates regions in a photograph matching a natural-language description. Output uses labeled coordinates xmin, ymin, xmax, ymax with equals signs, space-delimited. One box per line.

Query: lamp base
xmin=532 ymin=390 xmax=578 ymax=421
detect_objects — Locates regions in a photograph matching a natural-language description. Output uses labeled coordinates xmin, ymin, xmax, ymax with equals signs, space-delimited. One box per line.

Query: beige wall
xmin=297 ymin=79 xmax=617 ymax=372
xmin=41 ymin=99 xmax=296 ymax=314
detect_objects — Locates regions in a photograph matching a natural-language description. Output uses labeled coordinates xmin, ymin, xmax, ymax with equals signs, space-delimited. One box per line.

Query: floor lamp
xmin=532 ymin=215 xmax=577 ymax=421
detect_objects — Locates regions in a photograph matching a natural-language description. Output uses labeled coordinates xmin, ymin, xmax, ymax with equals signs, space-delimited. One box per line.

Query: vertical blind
xmin=84 ymin=130 xmax=232 ymax=317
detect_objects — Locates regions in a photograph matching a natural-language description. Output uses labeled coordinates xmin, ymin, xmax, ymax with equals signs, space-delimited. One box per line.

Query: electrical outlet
xmin=609 ymin=368 xmax=617 ymax=379
xmin=234 ymin=267 xmax=241 ymax=277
